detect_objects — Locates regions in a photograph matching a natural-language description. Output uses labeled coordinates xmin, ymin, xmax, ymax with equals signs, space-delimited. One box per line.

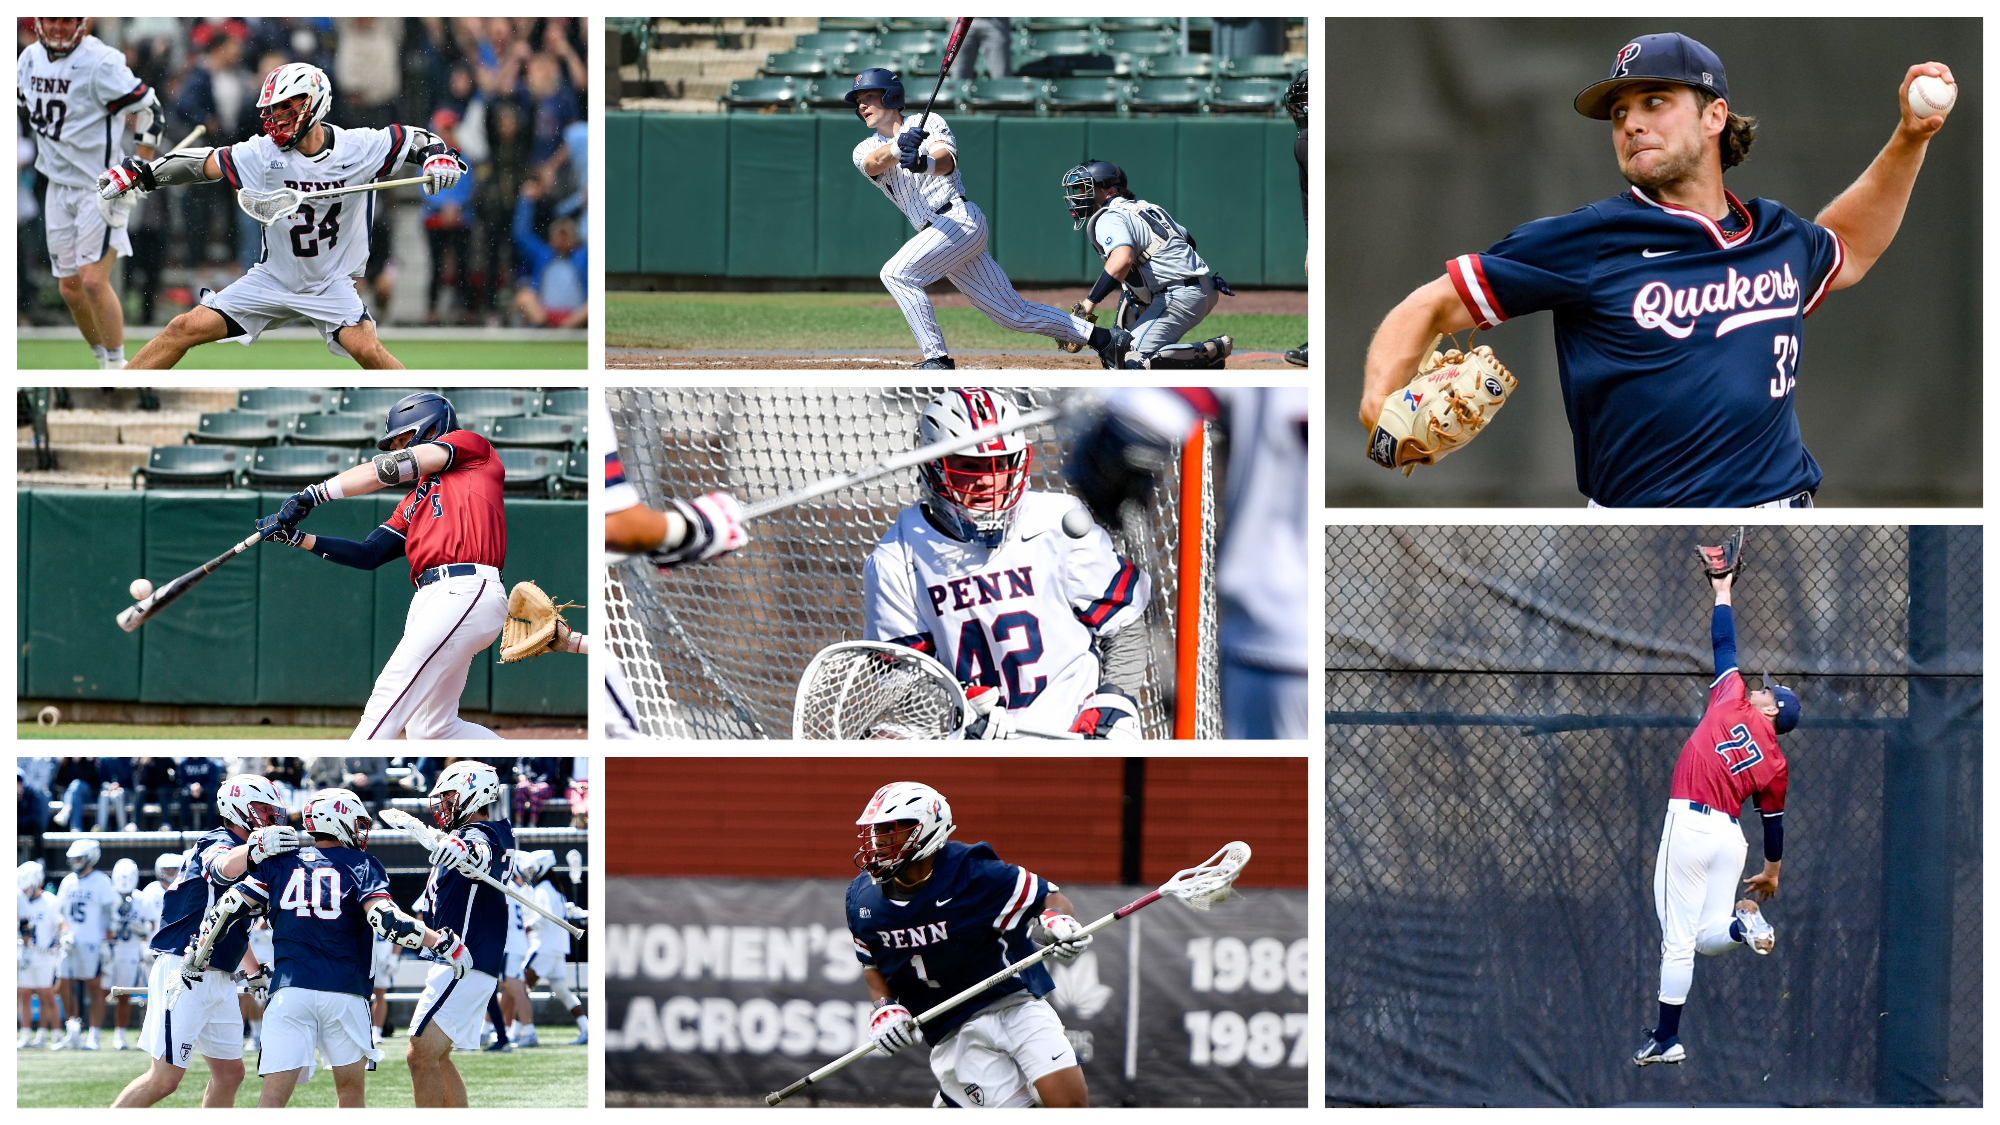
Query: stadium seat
xmin=1018 ymin=18 xmax=1095 ymax=33
xmin=1024 ymin=29 xmax=1105 ymax=57
xmin=791 ymin=31 xmax=863 ymax=55
xmin=338 ymin=388 xmax=433 ymax=416
xmin=490 ymin=415 xmax=587 ymax=449
xmin=724 ymin=77 xmax=807 ymax=112
xmin=1046 ymin=76 xmax=1127 ymax=113
xmin=901 ymin=51 xmax=947 ymax=78
xmin=191 ymin=411 xmax=288 ymax=446
xmin=874 ymin=31 xmax=940 ymax=56
xmin=1208 ymin=77 xmax=1288 ymax=112
xmin=237 ymin=387 xmax=337 ymax=415
xmin=1141 ymin=54 xmax=1215 ymax=78
xmin=833 ymin=52 xmax=903 ymax=78
xmin=444 ymin=389 xmax=541 ymax=418
xmin=288 ymin=412 xmax=379 ymax=447
xmin=762 ymin=51 xmax=830 ymax=77
xmin=558 ymin=446 xmax=589 ymax=498
xmin=1222 ymin=54 xmax=1299 ymax=78
xmin=883 ymin=17 xmax=950 ymax=32
xmin=816 ymin=17 xmax=880 ymax=32
xmin=497 ymin=448 xmax=563 ymax=497
xmin=1130 ymin=77 xmax=1213 ymax=112
xmin=247 ymin=446 xmax=361 ymax=489
xmin=1106 ymin=29 xmax=1179 ymax=57
xmin=961 ymin=77 xmax=1047 ymax=112
xmin=134 ymin=445 xmax=246 ymax=489
xmin=1099 ymin=17 xmax=1181 ymax=32
xmin=541 ymin=390 xmax=589 ymax=417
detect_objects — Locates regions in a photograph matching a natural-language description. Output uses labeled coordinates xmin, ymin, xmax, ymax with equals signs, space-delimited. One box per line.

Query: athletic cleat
xmin=81 ymin=1029 xmax=100 ymax=1051
xmin=482 ymin=1039 xmax=514 ymax=1052
xmin=114 ymin=1029 xmax=128 ymax=1050
xmin=1095 ymin=328 xmax=1133 ymax=370
xmin=1735 ymin=899 xmax=1775 ymax=955
xmin=912 ymin=356 xmax=956 ymax=370
xmin=568 ymin=1028 xmax=588 ymax=1046
xmin=1285 ymin=343 xmax=1309 ymax=367
xmin=1632 ymin=1033 xmax=1685 ymax=1066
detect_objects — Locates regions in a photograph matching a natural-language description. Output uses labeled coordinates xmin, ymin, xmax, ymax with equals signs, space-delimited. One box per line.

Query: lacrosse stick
xmin=166 ymin=124 xmax=206 ymax=153
xmin=236 ymin=173 xmax=433 ymax=228
xmin=378 ymin=807 xmax=583 ymax=937
xmin=566 ymin=848 xmax=584 ymax=895
xmin=767 ymin=841 xmax=1251 ymax=1105
xmin=795 ymin=640 xmax=1081 ymax=740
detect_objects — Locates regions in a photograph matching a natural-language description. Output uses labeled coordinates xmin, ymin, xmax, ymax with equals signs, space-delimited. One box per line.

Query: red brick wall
xmin=1140 ymin=757 xmax=1309 ymax=887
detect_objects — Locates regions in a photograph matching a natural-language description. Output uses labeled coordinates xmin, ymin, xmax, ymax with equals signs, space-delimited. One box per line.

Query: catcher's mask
xmin=1061 ymin=159 xmax=1126 ymax=230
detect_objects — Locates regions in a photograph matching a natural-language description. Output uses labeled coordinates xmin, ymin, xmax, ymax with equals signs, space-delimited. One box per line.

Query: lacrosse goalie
xmin=95 ymin=61 xmax=467 ymax=369
xmin=862 ymin=388 xmax=1151 ymax=739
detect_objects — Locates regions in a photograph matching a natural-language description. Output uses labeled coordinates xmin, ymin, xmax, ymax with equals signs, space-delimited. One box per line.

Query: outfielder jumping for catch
xmin=1633 ymin=532 xmax=1794 ymax=1067
xmin=848 ymin=68 xmax=1110 ymax=369
xmin=1060 ymin=160 xmax=1235 ymax=369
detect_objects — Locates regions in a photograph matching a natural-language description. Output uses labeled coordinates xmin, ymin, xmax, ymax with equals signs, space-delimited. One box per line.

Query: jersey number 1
xmin=1769 ymin=335 xmax=1799 ymax=399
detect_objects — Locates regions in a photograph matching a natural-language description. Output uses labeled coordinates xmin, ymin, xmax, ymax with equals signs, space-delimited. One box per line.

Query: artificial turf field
xmin=15 ymin=1025 xmax=587 ymax=1107
xmin=18 ymin=337 xmax=584 ymax=369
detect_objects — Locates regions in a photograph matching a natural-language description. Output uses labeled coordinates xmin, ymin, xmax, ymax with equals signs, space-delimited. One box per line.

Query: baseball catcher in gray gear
xmin=1062 ymin=160 xmax=1234 ymax=369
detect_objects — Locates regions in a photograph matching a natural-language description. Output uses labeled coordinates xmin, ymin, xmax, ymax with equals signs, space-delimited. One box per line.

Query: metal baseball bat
xmin=116 ymin=530 xmax=263 ymax=632
xmin=911 ymin=17 xmax=972 ymax=141
xmin=378 ymin=809 xmax=583 ymax=937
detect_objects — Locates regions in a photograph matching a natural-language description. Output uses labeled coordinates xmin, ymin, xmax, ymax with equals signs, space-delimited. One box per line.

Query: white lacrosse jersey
xmin=852 ymin=111 xmax=965 ymax=230
xmin=19 ymin=891 xmax=62 ymax=951
xmin=56 ymin=869 xmax=118 ymax=946
xmin=16 ymin=35 xmax=151 ymax=189
xmin=216 ymin=123 xmax=417 ymax=293
xmin=530 ymin=881 xmax=572 ymax=957
xmin=1214 ymin=386 xmax=1309 ymax=673
xmin=864 ymin=490 xmax=1150 ymax=731
xmin=138 ymin=880 xmax=169 ymax=943
xmin=505 ymin=891 xmax=528 ymax=962
xmin=110 ymin=891 xmax=157 ymax=953
xmin=595 ymin=395 xmax=640 ymax=513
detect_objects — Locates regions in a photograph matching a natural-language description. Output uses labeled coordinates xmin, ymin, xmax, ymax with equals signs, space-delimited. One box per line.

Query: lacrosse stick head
xmin=237 ymin=187 xmax=306 ymax=228
xmin=795 ymin=640 xmax=968 ymax=739
xmin=377 ymin=806 xmax=429 ymax=839
xmin=1162 ymin=841 xmax=1252 ymax=911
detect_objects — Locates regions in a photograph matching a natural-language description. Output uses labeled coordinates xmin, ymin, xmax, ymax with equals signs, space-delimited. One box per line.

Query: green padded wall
xmin=993 ymin=117 xmax=1089 ymax=283
xmin=254 ymin=490 xmax=378 ymax=706
xmin=814 ymin=120 xmax=910 ymax=280
xmin=605 ymin=112 xmax=641 ymax=273
xmin=727 ymin=117 xmax=818 ymax=277
xmin=639 ymin=114 xmax=730 ymax=276
xmin=1175 ymin=118 xmax=1268 ymax=285
xmin=138 ymin=491 xmax=261 ymax=705
xmin=22 ymin=491 xmax=144 ymax=700
xmin=1262 ymin=119 xmax=1307 ymax=287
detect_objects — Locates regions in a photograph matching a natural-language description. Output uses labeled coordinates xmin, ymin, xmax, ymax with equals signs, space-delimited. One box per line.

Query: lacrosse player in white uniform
xmin=103 ymin=858 xmax=156 ymax=1050
xmin=369 ymin=931 xmax=396 ymax=1050
xmin=95 ymin=61 xmax=467 ymax=369
xmin=494 ymin=859 xmax=532 ymax=1049
xmin=16 ymin=18 xmax=159 ymax=369
xmin=19 ymin=861 xmax=62 ymax=1048
xmin=520 ymin=850 xmax=589 ymax=1045
xmin=863 ymin=388 xmax=1152 ymax=739
xmin=52 ymin=838 xmax=117 ymax=1050
xmin=597 ymin=393 xmax=749 ymax=738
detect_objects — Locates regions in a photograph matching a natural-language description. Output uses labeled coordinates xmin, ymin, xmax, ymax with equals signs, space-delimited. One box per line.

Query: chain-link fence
xmin=1325 ymin=526 xmax=1981 ymax=1106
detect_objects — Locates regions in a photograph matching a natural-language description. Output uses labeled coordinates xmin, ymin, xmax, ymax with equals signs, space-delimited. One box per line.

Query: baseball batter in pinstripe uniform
xmin=847 ymin=68 xmax=1105 ymax=369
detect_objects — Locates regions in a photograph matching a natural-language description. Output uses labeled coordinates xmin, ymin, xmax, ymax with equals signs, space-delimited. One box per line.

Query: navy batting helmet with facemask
xmin=844 ymin=68 xmax=905 ymax=120
xmin=378 ymin=392 xmax=458 ymax=451
xmin=1062 ymin=159 xmax=1127 ymax=230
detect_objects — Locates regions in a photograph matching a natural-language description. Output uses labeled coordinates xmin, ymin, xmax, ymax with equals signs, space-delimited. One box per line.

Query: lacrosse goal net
xmin=603 ymin=387 xmax=1220 ymax=739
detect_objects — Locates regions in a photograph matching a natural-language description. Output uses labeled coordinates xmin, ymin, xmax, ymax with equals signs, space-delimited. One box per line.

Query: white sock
xmin=576 ymin=1015 xmax=588 ymax=1035
xmin=108 ymin=345 xmax=125 ymax=362
xmin=91 ymin=344 xmax=108 ymax=361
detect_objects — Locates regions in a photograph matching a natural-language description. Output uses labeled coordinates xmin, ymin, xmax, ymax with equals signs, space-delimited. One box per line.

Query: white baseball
xmin=1909 ymin=75 xmax=1955 ymax=119
xmin=129 ymin=578 xmax=154 ymax=600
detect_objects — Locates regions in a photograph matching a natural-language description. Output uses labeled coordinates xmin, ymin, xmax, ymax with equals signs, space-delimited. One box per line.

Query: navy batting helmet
xmin=378 ymin=392 xmax=458 ymax=451
xmin=1061 ymin=159 xmax=1127 ymax=230
xmin=844 ymin=68 xmax=905 ymax=120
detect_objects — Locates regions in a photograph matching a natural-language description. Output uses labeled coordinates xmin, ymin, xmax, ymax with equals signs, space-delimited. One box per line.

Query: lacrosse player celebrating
xmin=94 ymin=61 xmax=467 ymax=369
xmin=406 ymin=761 xmax=516 ymax=1107
xmin=519 ymin=850 xmax=589 ymax=1046
xmin=103 ymin=858 xmax=157 ymax=1051
xmin=19 ymin=861 xmax=62 ymax=1049
xmin=113 ymin=775 xmax=286 ymax=1108
xmin=17 ymin=18 xmax=159 ymax=369
xmin=849 ymin=782 xmax=1090 ymax=1108
xmin=52 ymin=838 xmax=116 ymax=1051
xmin=863 ymin=388 xmax=1152 ymax=739
xmin=200 ymin=787 xmax=469 ymax=1107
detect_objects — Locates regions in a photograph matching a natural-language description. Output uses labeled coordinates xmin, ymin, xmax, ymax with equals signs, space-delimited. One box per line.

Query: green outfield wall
xmin=607 ymin=111 xmax=1307 ymax=287
xmin=17 ymin=491 xmax=585 ymax=716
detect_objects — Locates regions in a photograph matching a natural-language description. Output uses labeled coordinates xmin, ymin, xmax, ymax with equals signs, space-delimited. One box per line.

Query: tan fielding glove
xmin=1060 ymin=301 xmax=1097 ymax=354
xmin=1366 ymin=336 xmax=1519 ymax=474
xmin=499 ymin=580 xmax=579 ymax=662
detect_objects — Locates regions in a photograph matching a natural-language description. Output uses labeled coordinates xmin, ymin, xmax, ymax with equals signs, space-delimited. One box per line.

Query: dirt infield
xmin=875 ymin=286 xmax=1309 ymax=316
xmin=609 ymin=347 xmax=1302 ymax=371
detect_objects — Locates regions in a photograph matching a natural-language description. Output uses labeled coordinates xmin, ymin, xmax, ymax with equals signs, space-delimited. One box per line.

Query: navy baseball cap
xmin=1770 ymin=685 xmax=1800 ymax=734
xmin=1574 ymin=33 xmax=1729 ymax=119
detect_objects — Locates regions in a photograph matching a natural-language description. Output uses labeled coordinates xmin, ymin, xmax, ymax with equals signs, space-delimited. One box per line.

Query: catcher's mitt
xmin=1696 ymin=528 xmax=1746 ymax=581
xmin=1059 ymin=301 xmax=1098 ymax=354
xmin=499 ymin=580 xmax=579 ymax=662
xmin=1367 ymin=335 xmax=1518 ymax=474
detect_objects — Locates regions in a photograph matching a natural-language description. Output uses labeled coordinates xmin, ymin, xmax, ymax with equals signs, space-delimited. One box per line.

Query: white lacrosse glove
xmin=1069 ymin=687 xmax=1143 ymax=740
xmin=1031 ymin=909 xmax=1093 ymax=962
xmin=651 ymin=491 xmax=749 ymax=569
xmin=95 ymin=189 xmax=138 ymax=229
xmin=248 ymin=825 xmax=301 ymax=864
xmin=564 ymin=903 xmax=589 ymax=923
xmin=236 ymin=964 xmax=272 ymax=1003
xmin=868 ymin=1000 xmax=923 ymax=1055
xmin=429 ymin=834 xmax=482 ymax=877
xmin=58 ymin=929 xmax=76 ymax=956
xmin=964 ymin=683 xmax=1016 ymax=740
xmin=422 ymin=150 xmax=465 ymax=194
xmin=430 ymin=927 xmax=472 ymax=979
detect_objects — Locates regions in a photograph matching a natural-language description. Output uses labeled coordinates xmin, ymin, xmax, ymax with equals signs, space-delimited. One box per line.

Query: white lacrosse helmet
xmin=65 ymin=837 xmax=101 ymax=873
xmin=18 ymin=860 xmax=46 ymax=893
xmin=154 ymin=852 xmax=184 ymax=885
xmin=917 ymin=389 xmax=1033 ymax=547
xmin=304 ymin=788 xmax=372 ymax=850
xmin=257 ymin=62 xmax=332 ymax=150
xmin=216 ymin=774 xmax=286 ymax=833
xmin=518 ymin=849 xmax=557 ymax=883
xmin=111 ymin=857 xmax=140 ymax=895
xmin=431 ymin=760 xmax=503 ymax=830
xmin=854 ymin=782 xmax=955 ymax=884
xmin=34 ymin=18 xmax=90 ymax=58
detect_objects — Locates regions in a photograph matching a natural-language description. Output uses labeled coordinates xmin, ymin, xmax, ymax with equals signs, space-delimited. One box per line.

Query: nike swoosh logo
xmin=1641 ymin=249 xmax=1675 ymax=258
xmin=1052 ymin=1052 xmax=1065 ymax=1060
xmin=1020 ymin=531 xmax=1046 ymax=542
xmin=935 ymin=898 xmax=953 ymax=906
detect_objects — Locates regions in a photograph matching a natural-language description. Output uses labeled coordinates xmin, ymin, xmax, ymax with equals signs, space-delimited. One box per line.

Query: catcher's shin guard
xmin=1144 ymin=335 xmax=1232 ymax=369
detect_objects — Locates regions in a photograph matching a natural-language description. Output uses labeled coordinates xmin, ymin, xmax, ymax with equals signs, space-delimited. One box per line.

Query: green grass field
xmin=19 ymin=723 xmax=345 ymax=740
xmin=608 ymin=291 xmax=1307 ymax=353
xmin=18 ymin=337 xmax=584 ymax=370
xmin=16 ymin=1025 xmax=586 ymax=1107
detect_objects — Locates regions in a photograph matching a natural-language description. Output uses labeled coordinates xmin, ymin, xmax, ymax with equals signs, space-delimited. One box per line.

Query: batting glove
xmin=895 ymin=128 xmax=930 ymax=172
xmin=256 ymin=514 xmax=306 ymax=547
xmin=651 ymin=491 xmax=749 ymax=569
xmin=868 ymin=1000 xmax=922 ymax=1055
xmin=95 ymin=155 xmax=155 ymax=200
xmin=1032 ymin=909 xmax=1093 ymax=962
xmin=248 ymin=825 xmax=301 ymax=864
xmin=277 ymin=482 xmax=334 ymax=527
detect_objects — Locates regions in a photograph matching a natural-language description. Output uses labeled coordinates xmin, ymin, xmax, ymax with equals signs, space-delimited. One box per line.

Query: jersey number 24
xmin=288 ymin=202 xmax=343 ymax=258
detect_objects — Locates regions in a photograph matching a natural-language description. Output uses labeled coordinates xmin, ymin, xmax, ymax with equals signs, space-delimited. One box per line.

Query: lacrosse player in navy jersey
xmin=198 ymin=787 xmax=468 ymax=1106
xmin=847 ymin=782 xmax=1091 ymax=1108
xmin=406 ymin=760 xmax=516 ymax=1107
xmin=113 ymin=775 xmax=287 ymax=1108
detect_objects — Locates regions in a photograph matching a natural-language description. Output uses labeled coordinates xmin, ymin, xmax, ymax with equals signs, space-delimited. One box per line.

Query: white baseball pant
xmin=1651 ymin=798 xmax=1751 ymax=1005
xmin=880 ymin=200 xmax=1092 ymax=360
xmin=352 ymin=566 xmax=507 ymax=740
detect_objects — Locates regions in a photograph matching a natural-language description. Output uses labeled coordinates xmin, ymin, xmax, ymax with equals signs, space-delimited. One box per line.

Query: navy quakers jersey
xmin=1449 ymin=187 xmax=1843 ymax=507
xmin=419 ymin=819 xmax=514 ymax=977
xmin=239 ymin=845 xmax=392 ymax=998
xmin=846 ymin=841 xmax=1053 ymax=1040
xmin=150 ymin=827 xmax=254 ymax=969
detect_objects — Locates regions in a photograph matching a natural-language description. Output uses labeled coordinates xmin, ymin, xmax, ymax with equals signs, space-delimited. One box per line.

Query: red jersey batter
xmin=386 ymin=430 xmax=507 ymax=583
xmin=1669 ymin=668 xmax=1789 ymax=817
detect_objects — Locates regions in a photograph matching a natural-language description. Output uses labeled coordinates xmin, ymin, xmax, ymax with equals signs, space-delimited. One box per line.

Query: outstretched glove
xmin=1030 ymin=909 xmax=1093 ymax=962
xmin=1697 ymin=528 xmax=1745 ymax=581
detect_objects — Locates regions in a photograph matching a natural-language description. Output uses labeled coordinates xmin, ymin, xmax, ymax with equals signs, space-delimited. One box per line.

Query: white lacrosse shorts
xmin=504 ymin=945 xmax=527 ymax=980
xmin=20 ymin=949 xmax=59 ymax=989
xmin=138 ymin=955 xmax=243 ymax=1065
xmin=371 ymin=939 xmax=397 ymax=991
xmin=259 ymin=986 xmax=382 ymax=1075
xmin=44 ymin=182 xmax=131 ymax=277
xmin=409 ymin=964 xmax=497 ymax=1049
xmin=929 ymin=993 xmax=1079 ymax=1108
xmin=527 ymin=943 xmax=570 ymax=982
xmin=199 ymin=265 xmax=371 ymax=358
xmin=101 ymin=942 xmax=147 ymax=989
xmin=58 ymin=939 xmax=107 ymax=980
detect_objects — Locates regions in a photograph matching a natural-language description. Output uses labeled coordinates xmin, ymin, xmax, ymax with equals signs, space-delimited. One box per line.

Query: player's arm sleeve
xmin=862 ymin=539 xmax=937 ymax=654
xmin=1755 ymin=803 xmax=1784 ymax=862
xmin=1802 ymin=216 xmax=1846 ymax=316
xmin=987 ymin=863 xmax=1050 ymax=933
xmin=1068 ymin=525 xmax=1151 ymax=639
xmin=1711 ymin=604 xmax=1739 ymax=683
xmin=358 ymin=856 xmax=393 ymax=903
xmin=1446 ymin=208 xmax=1605 ymax=329
xmin=308 ymin=523 xmax=408 ymax=571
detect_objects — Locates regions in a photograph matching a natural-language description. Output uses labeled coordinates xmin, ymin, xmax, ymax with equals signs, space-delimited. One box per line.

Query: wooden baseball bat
xmin=116 ymin=530 xmax=263 ymax=632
